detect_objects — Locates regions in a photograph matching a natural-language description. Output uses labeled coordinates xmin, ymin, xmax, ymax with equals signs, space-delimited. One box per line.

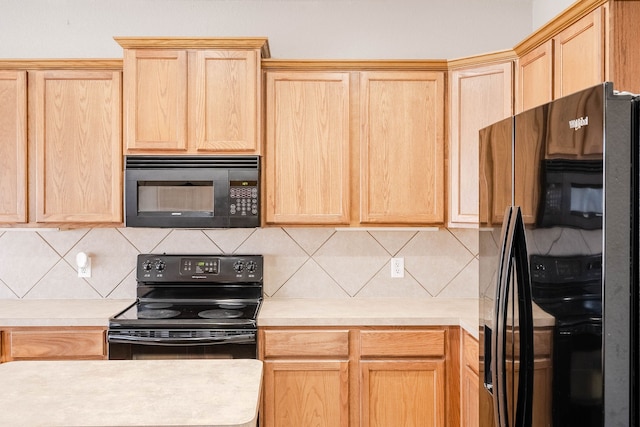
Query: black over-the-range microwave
xmin=124 ymin=155 xmax=260 ymax=228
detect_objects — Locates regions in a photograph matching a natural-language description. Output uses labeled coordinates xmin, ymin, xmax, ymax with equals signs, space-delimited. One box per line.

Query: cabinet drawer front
xmin=263 ymin=330 xmax=349 ymax=358
xmin=360 ymin=330 xmax=445 ymax=357
xmin=7 ymin=330 xmax=106 ymax=360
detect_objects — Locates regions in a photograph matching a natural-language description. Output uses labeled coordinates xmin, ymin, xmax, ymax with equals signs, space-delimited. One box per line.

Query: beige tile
xmin=368 ymin=230 xmax=418 ymax=255
xmin=24 ymin=261 xmax=102 ymax=299
xmin=314 ymin=231 xmax=389 ymax=296
xmin=38 ymin=228 xmax=89 ymax=256
xmin=437 ymin=258 xmax=479 ymax=298
xmin=272 ymin=259 xmax=349 ymax=298
xmin=283 ymin=228 xmax=335 ymax=255
xmin=236 ymin=228 xmax=309 ymax=296
xmin=64 ymin=229 xmax=139 ymax=297
xmin=356 ymin=266 xmax=431 ymax=298
xmin=399 ymin=229 xmax=475 ymax=296
xmin=449 ymin=228 xmax=479 ymax=256
xmin=0 ymin=281 xmax=18 ymax=299
xmin=0 ymin=231 xmax=59 ymax=297
xmin=149 ymin=229 xmax=222 ymax=254
xmin=118 ymin=227 xmax=172 ymax=253
xmin=106 ymin=269 xmax=137 ymax=299
xmin=202 ymin=228 xmax=256 ymax=254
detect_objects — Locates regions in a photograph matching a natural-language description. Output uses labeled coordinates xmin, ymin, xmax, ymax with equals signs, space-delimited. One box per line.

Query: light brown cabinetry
xmin=263 ymin=62 xmax=446 ymax=227
xmin=259 ymin=326 xmax=458 ymax=427
xmin=264 ymin=71 xmax=351 ymax=224
xmin=1 ymin=327 xmax=107 ymax=362
xmin=0 ymin=61 xmax=122 ymax=227
xmin=461 ymin=330 xmax=479 ymax=427
xmin=448 ymin=53 xmax=514 ymax=227
xmin=516 ymin=0 xmax=640 ymax=113
xmin=30 ymin=69 xmax=122 ymax=223
xmin=117 ymin=37 xmax=268 ymax=155
xmin=0 ymin=70 xmax=27 ymax=223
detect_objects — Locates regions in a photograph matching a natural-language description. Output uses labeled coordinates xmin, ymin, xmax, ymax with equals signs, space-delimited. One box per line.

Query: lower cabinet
xmin=1 ymin=327 xmax=107 ymax=362
xmin=259 ymin=326 xmax=459 ymax=427
xmin=461 ymin=330 xmax=479 ymax=427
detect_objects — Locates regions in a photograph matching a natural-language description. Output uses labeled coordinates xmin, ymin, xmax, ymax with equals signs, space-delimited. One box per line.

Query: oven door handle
xmin=107 ymin=333 xmax=256 ymax=346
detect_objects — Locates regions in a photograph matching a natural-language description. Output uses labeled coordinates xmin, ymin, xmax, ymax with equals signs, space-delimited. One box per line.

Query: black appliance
xmin=108 ymin=254 xmax=263 ymax=360
xmin=479 ymin=83 xmax=638 ymax=426
xmin=124 ymin=155 xmax=260 ymax=228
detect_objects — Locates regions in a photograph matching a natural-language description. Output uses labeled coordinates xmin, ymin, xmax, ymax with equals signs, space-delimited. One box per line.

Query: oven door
xmin=107 ymin=330 xmax=257 ymax=360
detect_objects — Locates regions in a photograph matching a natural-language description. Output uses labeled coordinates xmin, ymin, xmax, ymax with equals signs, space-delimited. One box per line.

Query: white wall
xmin=0 ymin=0 xmax=533 ymax=59
xmin=532 ymin=0 xmax=576 ymax=29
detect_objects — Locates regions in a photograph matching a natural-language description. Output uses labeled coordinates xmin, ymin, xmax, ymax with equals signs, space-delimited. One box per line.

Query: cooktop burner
xmin=138 ymin=309 xmax=181 ymax=319
xmin=198 ymin=309 xmax=243 ymax=319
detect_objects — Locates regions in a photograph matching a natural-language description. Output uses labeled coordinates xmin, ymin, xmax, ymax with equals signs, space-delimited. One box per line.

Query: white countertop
xmin=258 ymin=297 xmax=480 ymax=337
xmin=0 ymin=299 xmax=134 ymax=327
xmin=0 ymin=359 xmax=263 ymax=427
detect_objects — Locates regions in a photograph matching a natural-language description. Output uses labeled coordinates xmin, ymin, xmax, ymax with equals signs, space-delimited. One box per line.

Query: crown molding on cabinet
xmin=447 ymin=49 xmax=517 ymax=70
xmin=113 ymin=37 xmax=271 ymax=58
xmin=514 ymin=0 xmax=607 ymax=56
xmin=0 ymin=59 xmax=122 ymax=70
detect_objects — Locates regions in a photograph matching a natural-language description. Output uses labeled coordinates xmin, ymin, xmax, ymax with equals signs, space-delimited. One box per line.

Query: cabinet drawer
xmin=4 ymin=329 xmax=106 ymax=360
xmin=263 ymin=329 xmax=349 ymax=358
xmin=360 ymin=329 xmax=446 ymax=358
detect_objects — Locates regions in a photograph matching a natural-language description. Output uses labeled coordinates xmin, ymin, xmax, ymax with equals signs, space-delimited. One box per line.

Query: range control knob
xmin=233 ymin=260 xmax=245 ymax=273
xmin=142 ymin=260 xmax=153 ymax=271
xmin=154 ymin=260 xmax=166 ymax=272
xmin=246 ymin=260 xmax=257 ymax=273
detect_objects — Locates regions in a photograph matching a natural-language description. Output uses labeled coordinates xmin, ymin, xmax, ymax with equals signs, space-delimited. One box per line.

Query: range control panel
xmin=137 ymin=254 xmax=263 ymax=282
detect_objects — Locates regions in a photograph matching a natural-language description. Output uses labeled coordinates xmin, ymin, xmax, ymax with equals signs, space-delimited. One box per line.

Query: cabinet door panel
xmin=517 ymin=41 xmax=553 ymax=113
xmin=0 ymin=70 xmax=27 ymax=222
xmin=265 ymin=71 xmax=350 ymax=224
xmin=449 ymin=62 xmax=512 ymax=226
xmin=554 ymin=8 xmax=603 ymax=99
xmin=33 ymin=70 xmax=122 ymax=223
xmin=360 ymin=71 xmax=444 ymax=224
xmin=361 ymin=360 xmax=445 ymax=427
xmin=263 ymin=361 xmax=349 ymax=427
xmin=190 ymin=50 xmax=259 ymax=152
xmin=4 ymin=329 xmax=106 ymax=361
xmin=123 ymin=49 xmax=187 ymax=152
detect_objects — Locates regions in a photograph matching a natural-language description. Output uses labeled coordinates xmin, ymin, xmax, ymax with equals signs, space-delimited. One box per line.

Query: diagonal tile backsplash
xmin=0 ymin=227 xmax=479 ymax=300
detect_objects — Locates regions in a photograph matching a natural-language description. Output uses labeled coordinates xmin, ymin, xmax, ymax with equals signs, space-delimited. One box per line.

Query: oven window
xmin=138 ymin=181 xmax=213 ymax=213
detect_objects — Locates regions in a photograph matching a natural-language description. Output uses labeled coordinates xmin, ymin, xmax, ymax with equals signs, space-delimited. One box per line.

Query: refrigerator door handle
xmin=491 ymin=206 xmax=535 ymax=427
xmin=491 ymin=206 xmax=514 ymax=427
xmin=512 ymin=207 xmax=534 ymax=427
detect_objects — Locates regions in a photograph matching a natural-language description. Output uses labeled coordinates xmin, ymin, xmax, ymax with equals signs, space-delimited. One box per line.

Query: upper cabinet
xmin=516 ymin=0 xmax=640 ymax=113
xmin=359 ymin=70 xmax=445 ymax=225
xmin=116 ymin=37 xmax=269 ymax=155
xmin=0 ymin=70 xmax=27 ymax=223
xmin=263 ymin=61 xmax=446 ymax=227
xmin=0 ymin=61 xmax=122 ymax=227
xmin=31 ymin=68 xmax=122 ymax=224
xmin=448 ymin=53 xmax=514 ymax=227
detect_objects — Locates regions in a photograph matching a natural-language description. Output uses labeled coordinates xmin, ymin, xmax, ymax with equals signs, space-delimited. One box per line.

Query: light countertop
xmin=0 ymin=299 xmax=134 ymax=327
xmin=257 ymin=297 xmax=479 ymax=337
xmin=0 ymin=359 xmax=263 ymax=427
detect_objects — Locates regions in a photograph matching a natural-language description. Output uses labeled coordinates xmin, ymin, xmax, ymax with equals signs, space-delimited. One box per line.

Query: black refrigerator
xmin=479 ymin=82 xmax=639 ymax=427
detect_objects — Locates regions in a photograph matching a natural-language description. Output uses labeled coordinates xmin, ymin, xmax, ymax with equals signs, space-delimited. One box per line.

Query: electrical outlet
xmin=390 ymin=257 xmax=404 ymax=278
xmin=78 ymin=258 xmax=91 ymax=278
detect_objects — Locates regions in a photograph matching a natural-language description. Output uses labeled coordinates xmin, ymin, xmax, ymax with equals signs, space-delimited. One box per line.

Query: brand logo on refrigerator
xmin=569 ymin=116 xmax=589 ymax=131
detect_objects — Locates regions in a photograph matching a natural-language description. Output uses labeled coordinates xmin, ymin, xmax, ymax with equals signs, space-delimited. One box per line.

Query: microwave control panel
xmin=229 ymin=180 xmax=259 ymax=217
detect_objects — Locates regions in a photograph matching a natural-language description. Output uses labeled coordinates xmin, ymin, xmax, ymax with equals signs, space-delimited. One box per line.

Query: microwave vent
xmin=125 ymin=156 xmax=260 ymax=170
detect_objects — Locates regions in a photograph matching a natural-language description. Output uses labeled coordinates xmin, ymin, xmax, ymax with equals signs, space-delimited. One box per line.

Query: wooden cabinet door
xmin=553 ymin=7 xmax=604 ymax=99
xmin=32 ymin=70 xmax=122 ymax=223
xmin=449 ymin=61 xmax=512 ymax=226
xmin=263 ymin=360 xmax=350 ymax=427
xmin=359 ymin=71 xmax=444 ymax=224
xmin=122 ymin=49 xmax=188 ymax=152
xmin=0 ymin=70 xmax=27 ymax=223
xmin=517 ymin=41 xmax=553 ymax=113
xmin=360 ymin=359 xmax=446 ymax=427
xmin=189 ymin=49 xmax=260 ymax=153
xmin=264 ymin=71 xmax=351 ymax=224
xmin=461 ymin=331 xmax=479 ymax=427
